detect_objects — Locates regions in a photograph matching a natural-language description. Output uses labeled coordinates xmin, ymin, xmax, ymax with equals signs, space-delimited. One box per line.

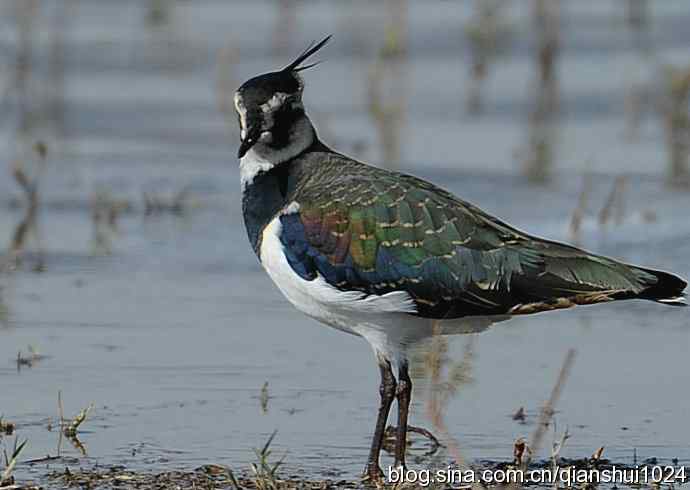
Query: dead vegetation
xmin=56 ymin=391 xmax=93 ymax=457
xmin=260 ymin=381 xmax=270 ymax=414
xmin=464 ymin=0 xmax=511 ymax=114
xmin=598 ymin=176 xmax=628 ymax=227
xmin=5 ymin=402 xmax=686 ymax=490
xmin=0 ymin=419 xmax=15 ymax=437
xmin=661 ymin=66 xmax=690 ymax=187
xmin=367 ymin=2 xmax=408 ymax=168
xmin=0 ymin=437 xmax=28 ymax=489
xmin=15 ymin=345 xmax=48 ymax=371
xmin=523 ymin=0 xmax=561 ymax=184
xmin=568 ymin=173 xmax=656 ymax=246
xmin=5 ymin=389 xmax=98 ymax=487
xmin=626 ymin=0 xmax=650 ymax=32
xmin=416 ymin=325 xmax=580 ymax=489
xmin=0 ymin=289 xmax=8 ymax=328
xmin=90 ymin=190 xmax=132 ymax=256
xmin=6 ymin=142 xmax=48 ymax=272
xmin=37 ymin=443 xmax=688 ymax=490
xmin=48 ymin=432 xmax=301 ymax=490
xmin=143 ymin=188 xmax=193 ymax=216
xmin=47 ymin=466 xmax=363 ymax=490
xmin=622 ymin=61 xmax=690 ymax=188
xmin=568 ymin=173 xmax=592 ymax=245
xmin=421 ymin=321 xmax=475 ymax=476
xmin=519 ymin=348 xmax=576 ymax=471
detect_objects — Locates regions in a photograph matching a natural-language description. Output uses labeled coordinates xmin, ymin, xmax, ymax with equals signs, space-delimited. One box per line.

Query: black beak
xmin=237 ymin=122 xmax=263 ymax=159
xmin=237 ymin=138 xmax=253 ymax=159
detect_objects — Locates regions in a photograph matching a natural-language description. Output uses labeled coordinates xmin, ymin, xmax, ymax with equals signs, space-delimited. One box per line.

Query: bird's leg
xmin=363 ymin=358 xmax=396 ymax=482
xmin=394 ymin=361 xmax=412 ymax=469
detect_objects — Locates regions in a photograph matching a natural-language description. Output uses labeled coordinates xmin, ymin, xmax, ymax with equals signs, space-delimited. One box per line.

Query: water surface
xmin=0 ymin=0 xmax=689 ymax=484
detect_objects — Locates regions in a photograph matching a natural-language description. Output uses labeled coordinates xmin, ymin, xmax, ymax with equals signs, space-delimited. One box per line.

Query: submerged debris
xmin=512 ymin=406 xmax=527 ymax=423
xmin=15 ymin=346 xmax=49 ymax=371
xmin=0 ymin=418 xmax=15 ymax=437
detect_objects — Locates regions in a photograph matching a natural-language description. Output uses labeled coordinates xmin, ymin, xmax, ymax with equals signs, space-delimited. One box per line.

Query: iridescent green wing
xmin=280 ymin=158 xmax=661 ymax=318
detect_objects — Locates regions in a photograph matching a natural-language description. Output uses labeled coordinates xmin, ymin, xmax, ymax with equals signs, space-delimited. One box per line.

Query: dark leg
xmin=394 ymin=361 xmax=412 ymax=469
xmin=363 ymin=359 xmax=396 ymax=482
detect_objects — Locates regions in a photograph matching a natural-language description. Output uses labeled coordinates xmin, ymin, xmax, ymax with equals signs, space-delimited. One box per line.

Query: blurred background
xmin=0 ymin=0 xmax=688 ymax=485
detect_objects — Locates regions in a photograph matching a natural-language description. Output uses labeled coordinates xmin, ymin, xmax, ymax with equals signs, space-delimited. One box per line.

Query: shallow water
xmin=1 ymin=0 xmax=689 ymax=485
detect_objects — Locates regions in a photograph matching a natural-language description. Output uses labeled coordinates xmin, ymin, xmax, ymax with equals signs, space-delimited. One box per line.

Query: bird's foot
xmin=382 ymin=425 xmax=443 ymax=454
xmin=362 ymin=463 xmax=385 ymax=486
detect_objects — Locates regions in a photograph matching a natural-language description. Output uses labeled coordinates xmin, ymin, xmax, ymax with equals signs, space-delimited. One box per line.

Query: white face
xmin=234 ymin=76 xmax=314 ymax=189
xmin=233 ymin=92 xmax=248 ymax=140
xmin=234 ymin=89 xmax=305 ymax=148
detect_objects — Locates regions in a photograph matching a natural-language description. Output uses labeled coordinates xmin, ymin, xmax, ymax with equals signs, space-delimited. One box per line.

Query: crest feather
xmin=283 ymin=35 xmax=332 ymax=73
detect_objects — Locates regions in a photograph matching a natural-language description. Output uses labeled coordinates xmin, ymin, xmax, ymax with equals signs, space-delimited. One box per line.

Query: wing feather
xmin=278 ymin=155 xmax=669 ymax=318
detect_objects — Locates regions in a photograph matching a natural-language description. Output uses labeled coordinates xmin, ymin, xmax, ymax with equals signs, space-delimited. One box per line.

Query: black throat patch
xmin=241 ymin=161 xmax=294 ymax=256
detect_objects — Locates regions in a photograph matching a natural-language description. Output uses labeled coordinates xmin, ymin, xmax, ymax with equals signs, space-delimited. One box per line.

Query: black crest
xmin=238 ymin=36 xmax=331 ymax=116
xmin=283 ymin=35 xmax=332 ymax=73
xmin=238 ymin=35 xmax=332 ymax=98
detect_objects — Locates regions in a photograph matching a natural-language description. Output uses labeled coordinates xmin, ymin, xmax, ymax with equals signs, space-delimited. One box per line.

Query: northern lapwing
xmin=234 ymin=36 xmax=687 ymax=481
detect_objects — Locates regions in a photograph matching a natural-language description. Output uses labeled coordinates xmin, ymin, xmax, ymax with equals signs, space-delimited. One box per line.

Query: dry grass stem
xmin=465 ymin=0 xmax=511 ymax=114
xmin=524 ymin=0 xmax=561 ymax=183
xmin=598 ymin=176 xmax=628 ymax=226
xmin=63 ymin=404 xmax=94 ymax=438
xmin=57 ymin=390 xmax=94 ymax=454
xmin=260 ymin=382 xmax=270 ymax=414
xmin=425 ymin=321 xmax=475 ymax=478
xmin=367 ymin=6 xmax=408 ymax=167
xmin=662 ymin=66 xmax=690 ymax=187
xmin=1 ymin=437 xmax=28 ymax=488
xmin=9 ymin=142 xmax=48 ymax=271
xmin=526 ymin=348 xmax=576 ymax=466
xmin=568 ymin=173 xmax=592 ymax=245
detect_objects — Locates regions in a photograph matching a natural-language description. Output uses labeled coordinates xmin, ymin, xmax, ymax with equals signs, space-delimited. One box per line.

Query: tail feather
xmin=634 ymin=267 xmax=687 ymax=305
xmin=657 ymin=296 xmax=687 ymax=306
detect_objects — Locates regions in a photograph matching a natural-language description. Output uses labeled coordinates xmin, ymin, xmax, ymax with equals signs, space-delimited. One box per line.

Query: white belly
xmin=258 ymin=214 xmax=420 ymax=363
xmin=257 ymin=213 xmax=500 ymax=365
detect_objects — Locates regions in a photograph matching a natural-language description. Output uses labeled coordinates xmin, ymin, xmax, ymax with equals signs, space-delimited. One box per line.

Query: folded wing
xmin=279 ymin=158 xmax=686 ymax=318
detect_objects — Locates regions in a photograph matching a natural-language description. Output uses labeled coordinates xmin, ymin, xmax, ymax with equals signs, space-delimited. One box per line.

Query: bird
xmin=234 ymin=36 xmax=687 ymax=482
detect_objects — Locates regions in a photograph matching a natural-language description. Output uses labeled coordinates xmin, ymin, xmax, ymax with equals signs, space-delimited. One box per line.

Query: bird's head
xmin=234 ymin=36 xmax=331 ymax=163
